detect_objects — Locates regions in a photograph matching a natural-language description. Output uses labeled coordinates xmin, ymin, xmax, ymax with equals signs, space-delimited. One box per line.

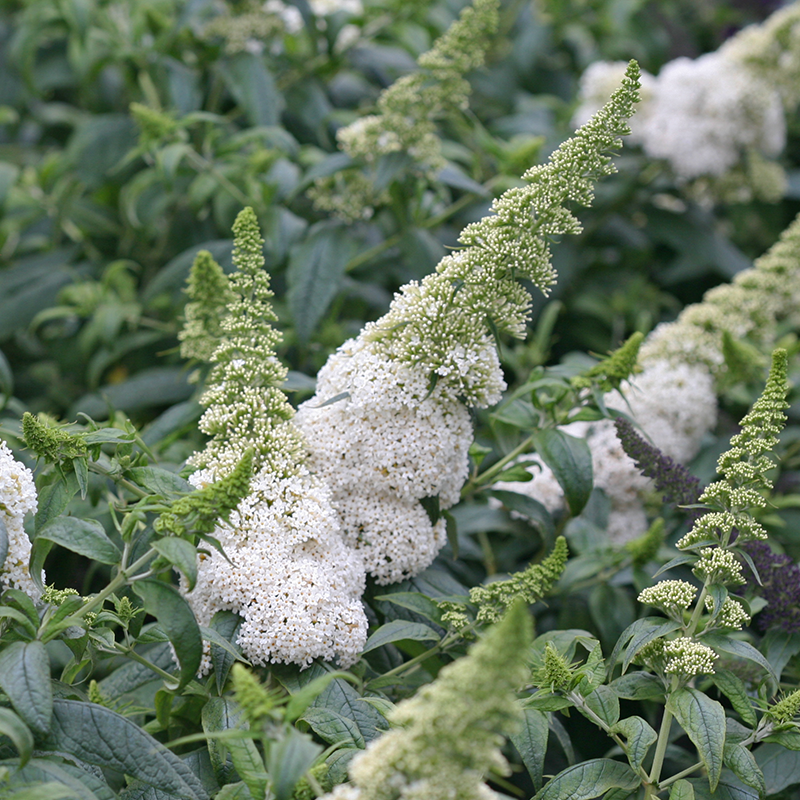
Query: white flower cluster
xmin=662 ymin=637 xmax=717 ymax=677
xmin=295 ymin=337 xmax=475 ymax=584
xmin=0 ymin=441 xmax=40 ymax=600
xmin=693 ymin=547 xmax=745 ymax=586
xmin=573 ymin=4 xmax=798 ymax=201
xmin=187 ymin=466 xmax=367 ymax=668
xmin=704 ymin=595 xmax=751 ymax=630
xmin=638 ymin=580 xmax=697 ymax=616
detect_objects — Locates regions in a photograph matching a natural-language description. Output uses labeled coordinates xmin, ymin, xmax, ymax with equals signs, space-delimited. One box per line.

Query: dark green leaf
xmin=266 ymin=727 xmax=323 ymax=800
xmin=760 ymin=629 xmax=800 ymax=683
xmin=209 ymin=611 xmax=243 ymax=695
xmin=362 ymin=620 xmax=440 ymax=654
xmin=373 ymin=592 xmax=443 ymax=625
xmin=35 ymin=473 xmax=80 ymax=533
xmin=510 ymin=707 xmax=549 ymax=791
xmin=653 ymin=554 xmax=698 ymax=578
xmin=132 ymin=581 xmax=202 ymax=689
xmin=618 ymin=619 xmax=682 ymax=674
xmin=754 ymin=743 xmax=800 ymax=793
xmin=37 ymin=517 xmax=120 ymax=565
xmin=687 ymin=779 xmax=758 ymax=800
xmin=700 ymin=634 xmax=777 ymax=688
xmin=711 ymin=670 xmax=757 ymax=727
xmin=0 ymin=347 xmax=13 ymax=398
xmin=531 ymin=429 xmax=593 ymax=516
xmin=762 ymin=730 xmax=800 ymax=750
xmin=534 ymin=758 xmax=639 ymax=800
xmin=127 ymin=467 xmax=193 ymax=497
xmin=609 ymin=672 xmax=665 ymax=700
xmin=41 ymin=700 xmax=209 ymax=799
xmin=285 ymin=671 xmax=356 ymax=724
xmin=437 ymin=164 xmax=488 ymax=195
xmin=220 ymin=53 xmax=283 ymax=127
xmin=0 ymin=707 xmax=34 ymax=766
xmin=582 ymin=685 xmax=620 ymax=727
xmin=610 ymin=716 xmax=657 ymax=772
xmin=490 ymin=490 xmax=555 ymax=538
xmin=287 ymin=221 xmax=357 ymax=341
xmin=669 ymin=779 xmax=694 ymax=800
xmin=201 ymin=697 xmax=244 ymax=787
xmin=7 ymin=758 xmax=115 ymax=800
xmin=0 ymin=641 xmax=53 ymax=736
xmin=723 ymin=742 xmax=765 ymax=796
xmin=667 ymin=688 xmax=725 ymax=791
xmin=153 ymin=539 xmax=197 ymax=590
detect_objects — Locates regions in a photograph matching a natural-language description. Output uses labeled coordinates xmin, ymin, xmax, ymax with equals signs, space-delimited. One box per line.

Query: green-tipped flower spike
xmin=469 ymin=536 xmax=568 ymax=624
xmin=179 ymin=250 xmax=235 ymax=378
xmin=678 ymin=349 xmax=789 ymax=551
xmin=625 ymin=517 xmax=665 ymax=566
xmin=765 ymin=689 xmax=800 ymax=726
xmin=154 ymin=450 xmax=253 ymax=538
xmin=21 ymin=412 xmax=87 ymax=462
xmin=190 ymin=207 xmax=304 ymax=479
xmin=230 ymin=663 xmax=283 ymax=728
xmin=571 ymin=331 xmax=644 ymax=391
xmin=321 ymin=602 xmax=532 ymax=800
xmin=540 ymin=642 xmax=575 ymax=692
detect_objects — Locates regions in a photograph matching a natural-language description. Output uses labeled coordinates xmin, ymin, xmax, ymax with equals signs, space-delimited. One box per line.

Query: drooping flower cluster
xmin=180 ymin=208 xmax=367 ymax=668
xmin=0 ymin=441 xmax=40 ymax=600
xmin=740 ymin=540 xmax=800 ymax=633
xmin=309 ymin=0 xmax=499 ymax=221
xmin=296 ymin=63 xmax=641 ymax=582
xmin=573 ymin=3 xmax=800 ymax=203
xmin=319 ymin=602 xmax=532 ymax=800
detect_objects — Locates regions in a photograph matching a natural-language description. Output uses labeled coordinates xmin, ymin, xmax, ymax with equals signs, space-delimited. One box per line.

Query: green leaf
xmin=669 ymin=779 xmax=695 ymax=800
xmin=531 ymin=429 xmax=593 ymax=516
xmin=0 ymin=346 xmax=13 ymax=399
xmin=610 ymin=716 xmax=657 ymax=772
xmin=619 ymin=619 xmax=682 ymax=674
xmin=41 ymin=700 xmax=209 ymax=799
xmin=208 ymin=610 xmax=242 ymax=694
xmin=0 ymin=707 xmax=34 ymax=766
xmin=361 ymin=620 xmax=440 ymax=654
xmin=509 ymin=707 xmax=549 ymax=791
xmin=132 ymin=580 xmax=202 ymax=689
xmin=490 ymin=489 xmax=555 ymax=538
xmin=201 ymin=697 xmax=244 ymax=787
xmin=213 ymin=783 xmax=253 ymax=800
xmin=37 ymin=517 xmax=121 ymax=565
xmin=667 ymin=688 xmax=726 ymax=791
xmin=34 ymin=473 xmax=79 ymax=533
xmin=754 ymin=743 xmax=800 ymax=794
xmin=287 ymin=221 xmax=357 ymax=342
xmin=700 ymin=634 xmax=778 ymax=688
xmin=220 ymin=53 xmax=283 ymax=127
xmin=7 ymin=758 xmax=115 ymax=800
xmin=688 ymin=779 xmax=758 ymax=800
xmin=126 ymin=467 xmax=193 ymax=497
xmin=711 ymin=670 xmax=757 ymax=727
xmin=284 ymin=671 xmax=357 ymax=724
xmin=266 ymin=727 xmax=323 ymax=800
xmin=609 ymin=672 xmax=665 ymax=700
xmin=582 ymin=685 xmax=620 ymax=727
xmin=723 ymin=742 xmax=765 ymax=797
xmin=534 ymin=758 xmax=639 ymax=800
xmin=153 ymin=539 xmax=198 ymax=590
xmin=0 ymin=641 xmax=53 ymax=736
xmin=760 ymin=629 xmax=800 ymax=683
xmin=762 ymin=730 xmax=800 ymax=750
xmin=373 ymin=591 xmax=444 ymax=625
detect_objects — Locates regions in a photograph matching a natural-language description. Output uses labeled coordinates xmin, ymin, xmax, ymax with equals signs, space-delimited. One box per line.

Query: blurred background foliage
xmin=1 ymin=0 xmax=797 ymax=428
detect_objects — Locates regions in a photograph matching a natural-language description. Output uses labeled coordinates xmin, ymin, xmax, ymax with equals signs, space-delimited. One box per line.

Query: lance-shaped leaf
xmin=534 ymin=758 xmax=639 ymax=800
xmin=667 ymin=688 xmax=726 ymax=792
xmin=531 ymin=429 xmax=593 ymax=516
xmin=36 ymin=517 xmax=120 ymax=565
xmin=509 ymin=707 xmax=549 ymax=791
xmin=0 ymin=641 xmax=53 ymax=736
xmin=723 ymin=742 xmax=765 ymax=797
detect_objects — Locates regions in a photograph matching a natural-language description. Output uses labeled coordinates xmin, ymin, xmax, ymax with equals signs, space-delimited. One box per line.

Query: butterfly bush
xmin=295 ymin=62 xmax=641 ymax=583
xmin=573 ymin=3 xmax=800 ymax=202
xmin=498 ymin=213 xmax=800 ymax=543
xmin=180 ymin=209 xmax=367 ymax=669
xmin=0 ymin=441 xmax=40 ymax=599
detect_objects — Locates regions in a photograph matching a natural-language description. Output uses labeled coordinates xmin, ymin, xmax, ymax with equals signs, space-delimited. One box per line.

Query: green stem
xmin=658 ymin=762 xmax=704 ymax=789
xmin=368 ymin=634 xmax=456 ymax=684
xmin=686 ymin=584 xmax=708 ymax=637
xmin=648 ymin=700 xmax=675 ymax=786
xmin=461 ymin=433 xmax=536 ymax=497
xmin=118 ymin=645 xmax=178 ymax=683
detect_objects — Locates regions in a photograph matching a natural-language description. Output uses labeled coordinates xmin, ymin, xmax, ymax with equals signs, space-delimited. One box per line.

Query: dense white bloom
xmin=187 ymin=466 xmax=367 ymax=668
xmin=663 ymin=637 xmax=717 ymax=677
xmin=639 ymin=51 xmax=784 ymax=180
xmin=0 ymin=441 xmax=40 ymax=600
xmin=295 ymin=338 xmax=471 ymax=583
xmin=638 ymin=580 xmax=697 ymax=614
xmin=309 ymin=0 xmax=362 ymax=16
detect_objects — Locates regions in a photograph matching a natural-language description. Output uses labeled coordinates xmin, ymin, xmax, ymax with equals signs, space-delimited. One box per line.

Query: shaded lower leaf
xmin=711 ymin=670 xmax=757 ymax=728
xmin=534 ymin=758 xmax=639 ymax=800
xmin=667 ymin=688 xmax=725 ymax=792
xmin=610 ymin=716 xmax=657 ymax=772
xmin=754 ymin=742 xmax=800 ymax=794
xmin=37 ymin=517 xmax=120 ymax=565
xmin=42 ymin=700 xmax=209 ymax=799
xmin=531 ymin=429 xmax=593 ymax=516
xmin=723 ymin=742 xmax=765 ymax=797
xmin=509 ymin=706 xmax=549 ymax=791
xmin=265 ymin=727 xmax=323 ymax=800
xmin=0 ymin=641 xmax=53 ymax=736
xmin=362 ymin=620 xmax=439 ymax=654
xmin=0 ymin=707 xmax=34 ymax=766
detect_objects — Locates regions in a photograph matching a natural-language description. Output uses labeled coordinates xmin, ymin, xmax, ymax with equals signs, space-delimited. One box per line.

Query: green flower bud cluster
xmin=539 ymin=642 xmax=576 ymax=692
xmin=230 ymin=663 xmax=284 ymax=728
xmin=21 ymin=412 xmax=87 ymax=463
xmin=154 ymin=450 xmax=253 ymax=538
xmin=765 ymin=689 xmax=800 ymax=725
xmin=636 ymin=637 xmax=717 ymax=679
xmin=309 ymin=0 xmax=499 ymax=222
xmin=440 ymin=537 xmax=568 ymax=629
xmin=571 ymin=331 xmax=643 ymax=391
